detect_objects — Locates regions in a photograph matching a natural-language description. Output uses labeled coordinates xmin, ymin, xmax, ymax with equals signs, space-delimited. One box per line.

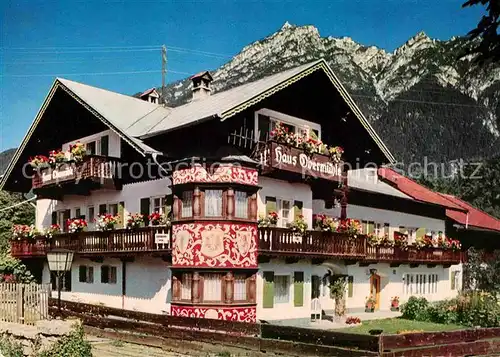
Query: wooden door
xmin=370 ymin=274 xmax=381 ymax=310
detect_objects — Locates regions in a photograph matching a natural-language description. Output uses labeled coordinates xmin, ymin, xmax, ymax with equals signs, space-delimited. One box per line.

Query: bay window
xmin=181 ymin=191 xmax=193 ymax=218
xmin=203 ymin=273 xmax=223 ymax=301
xmin=235 ymin=191 xmax=248 ymax=218
xmin=234 ymin=274 xmax=247 ymax=301
xmin=181 ymin=273 xmax=192 ymax=301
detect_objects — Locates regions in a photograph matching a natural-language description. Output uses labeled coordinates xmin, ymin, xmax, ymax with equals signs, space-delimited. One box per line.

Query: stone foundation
xmin=0 ymin=319 xmax=77 ymax=356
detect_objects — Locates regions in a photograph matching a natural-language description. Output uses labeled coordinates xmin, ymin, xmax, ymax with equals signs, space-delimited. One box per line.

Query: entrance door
xmin=370 ymin=274 xmax=381 ymax=310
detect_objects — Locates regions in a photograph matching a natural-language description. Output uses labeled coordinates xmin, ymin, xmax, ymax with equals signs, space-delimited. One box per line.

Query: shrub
xmin=0 ymin=336 xmax=24 ymax=357
xmin=401 ymin=296 xmax=429 ymax=321
xmin=426 ymin=299 xmax=459 ymax=325
xmin=456 ymin=292 xmax=500 ymax=328
xmin=38 ymin=324 xmax=92 ymax=357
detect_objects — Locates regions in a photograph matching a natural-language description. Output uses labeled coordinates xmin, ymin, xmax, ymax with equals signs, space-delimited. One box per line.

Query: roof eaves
xmin=138 ymin=114 xmax=219 ymax=139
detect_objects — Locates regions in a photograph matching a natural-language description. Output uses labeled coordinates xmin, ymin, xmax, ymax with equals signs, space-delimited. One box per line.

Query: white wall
xmin=257 ymin=177 xmax=313 ymax=228
xmin=346 ymin=263 xmax=462 ymax=311
xmin=256 ymin=259 xmax=336 ymax=321
xmin=42 ymin=256 xmax=171 ymax=314
xmin=36 ymin=177 xmax=171 ymax=230
xmin=62 ymin=130 xmax=121 ymax=158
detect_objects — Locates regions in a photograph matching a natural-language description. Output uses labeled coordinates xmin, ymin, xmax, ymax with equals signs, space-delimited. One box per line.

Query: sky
xmin=0 ymin=0 xmax=486 ymax=152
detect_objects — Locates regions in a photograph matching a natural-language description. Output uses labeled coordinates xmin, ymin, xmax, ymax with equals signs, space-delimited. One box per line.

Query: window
xmin=403 ymin=273 xmax=438 ymax=296
xmin=88 ymin=206 xmax=95 ymax=224
xmin=255 ymin=109 xmax=322 ymax=142
xmin=108 ymin=204 xmax=118 ymax=216
xmin=86 ymin=141 xmax=96 ymax=155
xmin=205 ymin=190 xmax=223 ymax=217
xmin=203 ymin=273 xmax=222 ymax=301
xmin=50 ymin=271 xmax=71 ymax=292
xmin=274 ymin=275 xmax=290 ymax=303
xmin=374 ymin=223 xmax=383 ymax=237
xmin=101 ymin=266 xmax=117 ymax=284
xmin=79 ymin=266 xmax=94 ymax=284
xmin=75 ymin=208 xmax=81 ymax=218
xmin=151 ymin=196 xmax=166 ymax=214
xmin=181 ymin=191 xmax=193 ymax=218
xmin=234 ymin=274 xmax=247 ymax=301
xmin=277 ymin=199 xmax=292 ymax=228
xmin=451 ymin=270 xmax=459 ymax=290
xmin=181 ymin=273 xmax=192 ymax=300
xmin=235 ymin=191 xmax=248 ymax=219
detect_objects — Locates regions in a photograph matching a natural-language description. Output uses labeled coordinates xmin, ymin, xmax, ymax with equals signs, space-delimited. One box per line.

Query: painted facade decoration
xmin=171 ymin=305 xmax=256 ymax=322
xmin=172 ymin=223 xmax=257 ymax=268
xmin=172 ymin=164 xmax=258 ymax=186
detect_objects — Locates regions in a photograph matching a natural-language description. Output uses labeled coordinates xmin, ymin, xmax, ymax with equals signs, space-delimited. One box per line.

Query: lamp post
xmin=47 ymin=249 xmax=74 ymax=313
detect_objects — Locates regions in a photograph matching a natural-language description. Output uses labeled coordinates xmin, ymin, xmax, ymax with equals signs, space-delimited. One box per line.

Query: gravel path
xmin=89 ymin=337 xmax=191 ymax=357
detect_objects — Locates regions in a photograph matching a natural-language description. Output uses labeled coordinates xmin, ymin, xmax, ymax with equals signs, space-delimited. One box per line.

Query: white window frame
xmin=234 ymin=190 xmax=248 ymax=219
xmin=151 ymin=196 xmax=166 ymax=215
xmin=277 ymin=198 xmax=293 ymax=228
xmin=254 ymin=108 xmax=321 ymax=142
xmin=403 ymin=273 xmax=439 ymax=296
xmin=107 ymin=203 xmax=119 ymax=216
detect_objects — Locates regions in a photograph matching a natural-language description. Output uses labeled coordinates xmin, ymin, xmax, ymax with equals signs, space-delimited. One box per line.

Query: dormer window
xmin=139 ymin=88 xmax=160 ymax=104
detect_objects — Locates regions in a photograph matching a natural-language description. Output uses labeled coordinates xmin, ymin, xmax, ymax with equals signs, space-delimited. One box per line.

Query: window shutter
xmin=140 ymin=197 xmax=151 ymax=225
xmin=99 ymin=204 xmax=107 ymax=215
xmin=79 ymin=266 xmax=86 ymax=283
xmin=100 ymin=135 xmax=109 ymax=156
xmin=263 ymin=271 xmax=274 ymax=308
xmin=347 ymin=276 xmax=354 ymax=298
xmin=416 ymin=227 xmax=426 ymax=239
xmin=265 ymin=196 xmax=277 ymax=215
xmin=88 ymin=267 xmax=94 ymax=283
xmin=164 ymin=195 xmax=172 ymax=216
xmin=293 ymin=272 xmax=304 ymax=307
xmin=63 ymin=210 xmax=71 ymax=231
xmin=101 ymin=266 xmax=109 ymax=284
xmin=451 ymin=271 xmax=456 ymax=290
xmin=51 ymin=212 xmax=57 ymax=225
xmin=64 ymin=271 xmax=72 ymax=291
xmin=118 ymin=201 xmax=125 ymax=228
xmin=293 ymin=201 xmax=303 ymax=221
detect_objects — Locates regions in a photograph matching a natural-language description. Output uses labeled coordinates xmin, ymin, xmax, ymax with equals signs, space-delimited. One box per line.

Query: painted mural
xmin=172 ymin=165 xmax=258 ymax=186
xmin=172 ymin=223 xmax=257 ymax=268
xmin=171 ymin=305 xmax=256 ymax=322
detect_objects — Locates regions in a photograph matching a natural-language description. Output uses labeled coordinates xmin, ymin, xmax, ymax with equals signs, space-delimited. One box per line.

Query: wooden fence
xmin=0 ymin=283 xmax=51 ymax=325
xmin=49 ymin=299 xmax=500 ymax=356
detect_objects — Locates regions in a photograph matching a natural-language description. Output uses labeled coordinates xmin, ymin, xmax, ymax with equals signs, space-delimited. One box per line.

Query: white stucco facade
xmin=42 ymin=256 xmax=171 ymax=314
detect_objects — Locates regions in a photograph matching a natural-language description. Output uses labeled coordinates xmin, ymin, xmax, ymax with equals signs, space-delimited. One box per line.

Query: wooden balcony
xmin=32 ymin=155 xmax=121 ymax=198
xmin=366 ymin=245 xmax=462 ymax=265
xmin=258 ymin=227 xmax=366 ymax=259
xmin=10 ymin=226 xmax=171 ymax=259
xmin=256 ymin=141 xmax=342 ymax=182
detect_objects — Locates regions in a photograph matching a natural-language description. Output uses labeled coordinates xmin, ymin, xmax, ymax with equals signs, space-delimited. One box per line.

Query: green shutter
xmin=118 ymin=201 xmax=125 ymax=228
xmin=293 ymin=272 xmax=304 ymax=307
xmin=265 ymin=197 xmax=277 ymax=215
xmin=367 ymin=222 xmax=374 ymax=234
xmin=347 ymin=276 xmax=354 ymax=298
xmin=451 ymin=271 xmax=456 ymax=290
xmin=100 ymin=135 xmax=109 ymax=156
xmin=293 ymin=201 xmax=303 ymax=221
xmin=416 ymin=227 xmax=426 ymax=239
xmin=140 ymin=197 xmax=151 ymax=225
xmin=263 ymin=271 xmax=274 ymax=308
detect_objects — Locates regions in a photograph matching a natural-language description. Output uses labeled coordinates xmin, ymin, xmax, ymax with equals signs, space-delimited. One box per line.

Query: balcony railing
xmin=10 ymin=226 xmax=170 ymax=258
xmin=366 ymin=245 xmax=462 ymax=264
xmin=257 ymin=141 xmax=342 ymax=182
xmin=11 ymin=227 xmax=462 ymax=265
xmin=32 ymin=155 xmax=120 ymax=189
xmin=258 ymin=227 xmax=366 ymax=258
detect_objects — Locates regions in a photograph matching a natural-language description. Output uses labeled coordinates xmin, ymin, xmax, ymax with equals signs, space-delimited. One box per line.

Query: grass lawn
xmin=333 ymin=318 xmax=464 ymax=335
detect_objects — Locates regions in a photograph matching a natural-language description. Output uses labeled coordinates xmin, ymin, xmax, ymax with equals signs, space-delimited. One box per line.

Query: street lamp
xmin=47 ymin=249 xmax=74 ymax=313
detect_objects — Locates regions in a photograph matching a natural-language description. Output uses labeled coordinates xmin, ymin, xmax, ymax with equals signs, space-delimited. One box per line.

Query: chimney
xmin=191 ymin=71 xmax=213 ymax=101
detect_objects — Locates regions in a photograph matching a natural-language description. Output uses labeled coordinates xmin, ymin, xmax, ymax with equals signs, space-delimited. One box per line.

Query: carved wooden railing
xmin=10 ymin=226 xmax=171 ymax=258
xmin=366 ymin=245 xmax=462 ymax=264
xmin=258 ymin=227 xmax=366 ymax=258
xmin=32 ymin=155 xmax=120 ymax=189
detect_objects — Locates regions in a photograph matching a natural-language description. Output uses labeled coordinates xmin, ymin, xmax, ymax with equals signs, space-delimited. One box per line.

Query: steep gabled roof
xmin=439 ymin=193 xmax=500 ymax=232
xmin=378 ymin=168 xmax=466 ymax=211
xmin=133 ymin=59 xmax=396 ymax=163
